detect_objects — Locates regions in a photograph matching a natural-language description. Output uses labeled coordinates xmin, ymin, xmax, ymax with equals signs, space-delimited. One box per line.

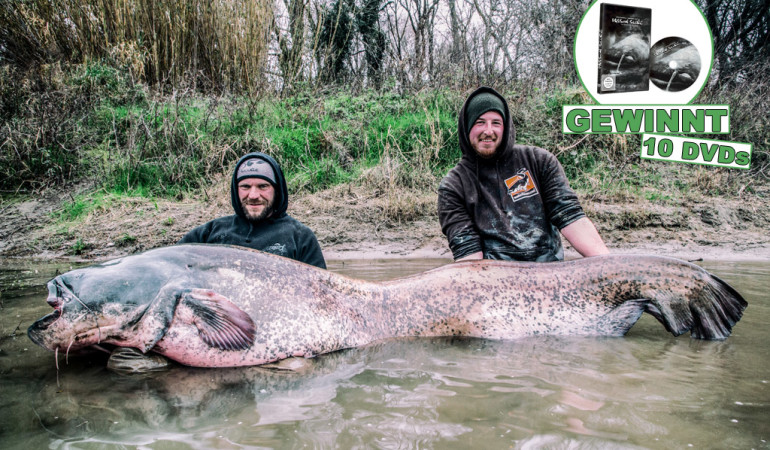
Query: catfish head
xmin=28 ymin=248 xmax=258 ymax=366
xmin=27 ymin=257 xmax=177 ymax=356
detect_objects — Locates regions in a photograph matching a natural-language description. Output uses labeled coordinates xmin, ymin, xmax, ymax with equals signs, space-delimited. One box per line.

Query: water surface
xmin=1 ymin=257 xmax=768 ymax=449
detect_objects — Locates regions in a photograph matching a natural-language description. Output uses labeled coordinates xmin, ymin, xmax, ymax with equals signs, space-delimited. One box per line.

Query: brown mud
xmin=1 ymin=181 xmax=769 ymax=263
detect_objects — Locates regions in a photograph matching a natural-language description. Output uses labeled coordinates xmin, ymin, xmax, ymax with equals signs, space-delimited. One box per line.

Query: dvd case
xmin=597 ymin=3 xmax=652 ymax=94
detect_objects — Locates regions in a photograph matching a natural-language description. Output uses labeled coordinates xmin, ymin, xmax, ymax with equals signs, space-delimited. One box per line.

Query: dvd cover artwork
xmin=649 ymin=37 xmax=701 ymax=92
xmin=597 ymin=3 xmax=652 ymax=93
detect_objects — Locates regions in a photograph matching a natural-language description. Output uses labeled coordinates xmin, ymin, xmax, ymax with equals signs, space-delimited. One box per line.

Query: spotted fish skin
xmin=372 ymin=256 xmax=745 ymax=341
xmin=28 ymin=245 xmax=747 ymax=368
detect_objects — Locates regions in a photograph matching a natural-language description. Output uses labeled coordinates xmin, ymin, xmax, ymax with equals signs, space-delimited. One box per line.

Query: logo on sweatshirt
xmin=505 ymin=169 xmax=538 ymax=202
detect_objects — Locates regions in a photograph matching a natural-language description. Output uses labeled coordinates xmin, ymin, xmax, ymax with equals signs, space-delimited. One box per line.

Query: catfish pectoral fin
xmin=180 ymin=289 xmax=257 ymax=351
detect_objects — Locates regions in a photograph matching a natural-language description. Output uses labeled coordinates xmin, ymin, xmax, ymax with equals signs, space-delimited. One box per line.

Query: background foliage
xmin=0 ymin=0 xmax=767 ymax=200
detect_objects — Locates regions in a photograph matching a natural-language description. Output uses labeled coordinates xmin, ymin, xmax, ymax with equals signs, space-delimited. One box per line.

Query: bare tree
xmin=471 ymin=0 xmax=523 ymax=82
xmin=447 ymin=0 xmax=464 ymax=66
xmin=698 ymin=0 xmax=770 ymax=83
xmin=528 ymin=0 xmax=587 ymax=85
xmin=382 ymin=0 xmax=409 ymax=86
xmin=428 ymin=0 xmax=475 ymax=88
xmin=403 ymin=0 xmax=441 ymax=85
xmin=275 ymin=0 xmax=309 ymax=93
xmin=356 ymin=0 xmax=386 ymax=87
xmin=314 ymin=0 xmax=356 ymax=84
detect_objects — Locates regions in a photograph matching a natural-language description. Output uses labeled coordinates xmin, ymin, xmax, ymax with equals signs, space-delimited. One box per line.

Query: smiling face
xmin=238 ymin=178 xmax=275 ymax=221
xmin=469 ymin=111 xmax=505 ymax=159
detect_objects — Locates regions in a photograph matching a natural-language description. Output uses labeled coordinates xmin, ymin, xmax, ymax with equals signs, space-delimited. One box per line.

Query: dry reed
xmin=1 ymin=0 xmax=273 ymax=93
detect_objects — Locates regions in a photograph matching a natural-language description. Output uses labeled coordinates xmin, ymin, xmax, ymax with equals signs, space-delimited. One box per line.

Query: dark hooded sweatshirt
xmin=438 ymin=87 xmax=585 ymax=262
xmin=178 ymin=152 xmax=327 ymax=269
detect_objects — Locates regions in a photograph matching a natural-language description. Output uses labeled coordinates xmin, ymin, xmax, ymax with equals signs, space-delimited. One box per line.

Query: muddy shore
xmin=1 ymin=182 xmax=769 ymax=263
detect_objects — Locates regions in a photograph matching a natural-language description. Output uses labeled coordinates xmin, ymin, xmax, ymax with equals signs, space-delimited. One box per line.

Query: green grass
xmin=2 ymin=61 xmax=766 ymax=208
xmin=70 ymin=238 xmax=91 ymax=255
xmin=115 ymin=233 xmax=137 ymax=247
xmin=55 ymin=193 xmax=110 ymax=223
xmin=53 ymin=190 xmax=149 ymax=224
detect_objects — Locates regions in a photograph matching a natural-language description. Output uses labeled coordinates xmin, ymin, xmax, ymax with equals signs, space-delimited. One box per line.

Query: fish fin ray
xmin=643 ymin=272 xmax=747 ymax=340
xmin=134 ymin=283 xmax=187 ymax=352
xmin=182 ymin=289 xmax=256 ymax=350
xmin=688 ymin=273 xmax=747 ymax=339
xmin=593 ymin=300 xmax=646 ymax=336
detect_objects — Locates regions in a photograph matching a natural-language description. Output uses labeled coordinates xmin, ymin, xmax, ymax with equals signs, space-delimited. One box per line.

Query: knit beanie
xmin=236 ymin=157 xmax=276 ymax=185
xmin=465 ymin=92 xmax=506 ymax=135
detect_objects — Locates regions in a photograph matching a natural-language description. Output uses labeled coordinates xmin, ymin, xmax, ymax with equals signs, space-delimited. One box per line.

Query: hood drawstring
xmin=244 ymin=221 xmax=255 ymax=244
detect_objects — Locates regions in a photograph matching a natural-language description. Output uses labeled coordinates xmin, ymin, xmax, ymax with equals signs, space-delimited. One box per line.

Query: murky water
xmin=1 ymin=257 xmax=768 ymax=449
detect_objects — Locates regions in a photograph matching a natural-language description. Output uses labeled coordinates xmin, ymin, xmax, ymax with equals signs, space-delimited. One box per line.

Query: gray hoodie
xmin=438 ymin=87 xmax=585 ymax=262
xmin=179 ymin=152 xmax=326 ymax=269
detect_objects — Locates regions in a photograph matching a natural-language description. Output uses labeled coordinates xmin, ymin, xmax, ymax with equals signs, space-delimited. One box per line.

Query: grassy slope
xmin=0 ymin=64 xmax=768 ymax=259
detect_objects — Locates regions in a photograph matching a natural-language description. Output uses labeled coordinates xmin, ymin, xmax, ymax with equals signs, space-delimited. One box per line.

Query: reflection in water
xmin=30 ymin=352 xmax=367 ymax=447
xmin=1 ymin=259 xmax=768 ymax=448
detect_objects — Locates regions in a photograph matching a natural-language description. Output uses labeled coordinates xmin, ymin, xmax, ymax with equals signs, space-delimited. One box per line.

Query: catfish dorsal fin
xmin=181 ymin=289 xmax=256 ymax=350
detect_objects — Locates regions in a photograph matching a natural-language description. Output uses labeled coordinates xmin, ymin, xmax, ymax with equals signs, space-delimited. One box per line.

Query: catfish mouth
xmin=27 ymin=309 xmax=62 ymax=347
xmin=28 ymin=313 xmax=112 ymax=355
xmin=605 ymin=34 xmax=649 ymax=72
xmin=27 ymin=278 xmax=103 ymax=352
xmin=33 ymin=307 xmax=62 ymax=329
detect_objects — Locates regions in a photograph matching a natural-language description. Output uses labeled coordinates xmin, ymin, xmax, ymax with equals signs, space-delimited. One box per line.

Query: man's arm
xmin=438 ymin=180 xmax=483 ymax=261
xmin=300 ymin=235 xmax=327 ymax=270
xmin=293 ymin=222 xmax=327 ymax=269
xmin=177 ymin=221 xmax=212 ymax=244
xmin=177 ymin=229 xmax=202 ymax=244
xmin=456 ymin=251 xmax=483 ymax=261
xmin=559 ymin=217 xmax=609 ymax=257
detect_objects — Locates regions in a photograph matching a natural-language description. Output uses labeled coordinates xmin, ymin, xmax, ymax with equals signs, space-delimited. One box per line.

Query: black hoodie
xmin=178 ymin=152 xmax=326 ymax=269
xmin=438 ymin=87 xmax=585 ymax=262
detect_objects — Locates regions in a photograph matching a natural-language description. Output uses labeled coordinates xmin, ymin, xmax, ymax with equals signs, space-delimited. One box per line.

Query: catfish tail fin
xmin=643 ymin=271 xmax=747 ymax=340
xmin=689 ymin=273 xmax=747 ymax=339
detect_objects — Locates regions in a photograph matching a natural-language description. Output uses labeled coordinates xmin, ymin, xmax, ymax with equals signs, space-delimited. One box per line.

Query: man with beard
xmin=438 ymin=87 xmax=608 ymax=262
xmin=179 ymin=152 xmax=326 ymax=269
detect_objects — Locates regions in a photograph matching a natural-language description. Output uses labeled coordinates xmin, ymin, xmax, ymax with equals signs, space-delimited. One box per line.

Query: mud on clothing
xmin=438 ymin=87 xmax=586 ymax=262
xmin=179 ymin=152 xmax=327 ymax=269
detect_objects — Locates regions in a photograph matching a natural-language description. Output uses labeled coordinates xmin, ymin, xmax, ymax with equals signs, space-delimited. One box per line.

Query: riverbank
xmin=1 ymin=179 xmax=769 ymax=263
xmin=2 ymin=72 xmax=767 ymax=266
xmin=307 ymin=187 xmax=770 ymax=262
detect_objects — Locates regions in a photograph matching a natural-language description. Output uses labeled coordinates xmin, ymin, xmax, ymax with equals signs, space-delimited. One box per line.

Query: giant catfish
xmin=28 ymin=245 xmax=747 ymax=368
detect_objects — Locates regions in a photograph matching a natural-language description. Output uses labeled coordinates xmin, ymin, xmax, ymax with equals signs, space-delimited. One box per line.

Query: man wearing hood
xmin=438 ymin=87 xmax=608 ymax=262
xmin=179 ymin=152 xmax=326 ymax=269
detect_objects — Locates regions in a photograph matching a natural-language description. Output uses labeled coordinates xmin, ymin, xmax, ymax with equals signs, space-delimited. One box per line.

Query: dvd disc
xmin=649 ymin=37 xmax=701 ymax=92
